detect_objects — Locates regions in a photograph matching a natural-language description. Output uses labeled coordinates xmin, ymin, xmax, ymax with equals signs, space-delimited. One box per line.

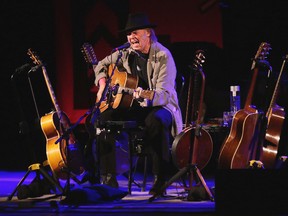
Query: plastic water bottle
xmin=230 ymin=85 xmax=241 ymax=114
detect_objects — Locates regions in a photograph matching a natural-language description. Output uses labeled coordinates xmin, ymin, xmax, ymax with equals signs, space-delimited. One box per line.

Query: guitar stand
xmin=148 ymin=162 xmax=214 ymax=202
xmin=61 ymin=167 xmax=82 ymax=188
xmin=148 ymin=50 xmax=214 ymax=202
xmin=7 ymin=162 xmax=63 ymax=201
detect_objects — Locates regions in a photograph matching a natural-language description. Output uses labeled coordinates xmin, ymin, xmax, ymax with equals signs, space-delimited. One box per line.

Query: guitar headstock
xmin=81 ymin=43 xmax=98 ymax=66
xmin=254 ymin=42 xmax=272 ymax=61
xmin=251 ymin=42 xmax=272 ymax=70
xmin=193 ymin=49 xmax=205 ymax=70
xmin=27 ymin=48 xmax=43 ymax=66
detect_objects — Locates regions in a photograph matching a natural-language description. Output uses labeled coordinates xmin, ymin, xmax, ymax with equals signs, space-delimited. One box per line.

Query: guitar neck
xmin=117 ymin=86 xmax=135 ymax=95
xmin=266 ymin=55 xmax=287 ymax=117
xmin=185 ymin=50 xmax=206 ymax=127
xmin=244 ymin=67 xmax=259 ymax=110
xmin=117 ymin=86 xmax=154 ymax=100
xmin=244 ymin=42 xmax=272 ymax=111
xmin=184 ymin=74 xmax=193 ymax=127
xmin=42 ymin=66 xmax=69 ymax=128
xmin=195 ymin=69 xmax=206 ymax=126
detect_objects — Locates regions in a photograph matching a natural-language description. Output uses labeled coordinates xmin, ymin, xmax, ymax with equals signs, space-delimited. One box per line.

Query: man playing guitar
xmin=92 ymin=13 xmax=183 ymax=196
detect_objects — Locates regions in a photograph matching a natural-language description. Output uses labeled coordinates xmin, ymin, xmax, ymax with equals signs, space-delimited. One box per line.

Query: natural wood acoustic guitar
xmin=28 ymin=49 xmax=85 ymax=180
xmin=81 ymin=43 xmax=154 ymax=113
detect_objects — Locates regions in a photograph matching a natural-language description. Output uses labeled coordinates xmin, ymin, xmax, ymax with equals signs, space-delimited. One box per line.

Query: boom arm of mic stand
xmin=54 ymin=92 xmax=107 ymax=144
xmin=89 ymin=79 xmax=111 ymax=125
xmin=54 ymin=113 xmax=87 ymax=144
xmin=90 ymin=50 xmax=122 ymax=124
xmin=54 ymin=99 xmax=105 ymax=144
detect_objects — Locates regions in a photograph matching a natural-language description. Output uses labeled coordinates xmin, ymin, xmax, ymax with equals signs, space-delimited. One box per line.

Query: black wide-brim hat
xmin=121 ymin=13 xmax=157 ymax=33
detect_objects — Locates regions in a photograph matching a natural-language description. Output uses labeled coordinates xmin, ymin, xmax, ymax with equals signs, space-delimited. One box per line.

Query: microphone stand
xmin=55 ymin=51 xmax=123 ymax=184
xmin=88 ymin=51 xmax=123 ymax=184
xmin=55 ymin=51 xmax=123 ymax=144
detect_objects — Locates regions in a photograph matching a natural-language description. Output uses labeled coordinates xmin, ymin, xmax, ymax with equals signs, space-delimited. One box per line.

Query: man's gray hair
xmin=150 ymin=29 xmax=158 ymax=43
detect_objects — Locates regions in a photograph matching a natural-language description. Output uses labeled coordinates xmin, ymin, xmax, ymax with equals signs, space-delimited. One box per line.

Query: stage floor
xmin=0 ymin=170 xmax=215 ymax=216
xmin=2 ymin=169 xmax=288 ymax=216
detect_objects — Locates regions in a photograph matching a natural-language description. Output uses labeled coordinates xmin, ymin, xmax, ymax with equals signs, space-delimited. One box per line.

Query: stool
xmin=97 ymin=120 xmax=148 ymax=194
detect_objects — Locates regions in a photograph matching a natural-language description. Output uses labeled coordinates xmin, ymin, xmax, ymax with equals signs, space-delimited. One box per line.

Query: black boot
xmin=149 ymin=175 xmax=166 ymax=196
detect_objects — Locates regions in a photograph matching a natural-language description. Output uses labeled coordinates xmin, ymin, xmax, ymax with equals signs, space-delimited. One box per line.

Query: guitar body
xmin=109 ymin=65 xmax=138 ymax=110
xmin=41 ymin=111 xmax=84 ymax=179
xmin=171 ymin=126 xmax=213 ymax=170
xmin=40 ymin=112 xmax=66 ymax=179
xmin=218 ymin=109 xmax=260 ymax=169
xmin=99 ymin=67 xmax=138 ymax=112
xmin=99 ymin=64 xmax=153 ymax=113
xmin=261 ymin=106 xmax=285 ymax=168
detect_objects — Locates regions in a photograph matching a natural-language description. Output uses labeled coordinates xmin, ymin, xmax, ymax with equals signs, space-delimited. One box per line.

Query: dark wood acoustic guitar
xmin=171 ymin=50 xmax=213 ymax=170
xmin=28 ymin=49 xmax=85 ymax=180
xmin=260 ymin=55 xmax=287 ymax=168
xmin=218 ymin=42 xmax=272 ymax=169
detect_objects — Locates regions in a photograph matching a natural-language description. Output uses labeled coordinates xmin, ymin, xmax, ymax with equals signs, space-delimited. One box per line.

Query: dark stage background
xmin=1 ymin=0 xmax=288 ymax=170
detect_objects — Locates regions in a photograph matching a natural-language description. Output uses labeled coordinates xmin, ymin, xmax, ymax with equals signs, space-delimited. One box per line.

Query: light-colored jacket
xmin=94 ymin=41 xmax=183 ymax=137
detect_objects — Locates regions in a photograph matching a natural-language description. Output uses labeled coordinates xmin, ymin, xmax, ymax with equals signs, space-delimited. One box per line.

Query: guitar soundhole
xmin=111 ymin=84 xmax=119 ymax=96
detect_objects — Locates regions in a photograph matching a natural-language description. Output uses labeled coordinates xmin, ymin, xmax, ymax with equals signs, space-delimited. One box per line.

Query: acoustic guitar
xmin=28 ymin=49 xmax=85 ymax=180
xmin=171 ymin=50 xmax=213 ymax=170
xmin=81 ymin=44 xmax=154 ymax=112
xmin=218 ymin=42 xmax=272 ymax=169
xmin=99 ymin=64 xmax=155 ymax=112
xmin=260 ymin=55 xmax=287 ymax=168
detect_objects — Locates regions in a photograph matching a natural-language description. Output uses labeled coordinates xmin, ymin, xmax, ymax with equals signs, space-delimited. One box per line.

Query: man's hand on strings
xmin=133 ymin=87 xmax=143 ymax=99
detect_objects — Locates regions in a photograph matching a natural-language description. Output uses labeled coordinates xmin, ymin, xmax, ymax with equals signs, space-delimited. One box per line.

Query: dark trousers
xmin=95 ymin=105 xmax=173 ymax=180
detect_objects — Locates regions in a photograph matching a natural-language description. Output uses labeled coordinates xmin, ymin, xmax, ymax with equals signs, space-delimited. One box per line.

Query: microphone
xmin=15 ymin=63 xmax=31 ymax=74
xmin=11 ymin=63 xmax=41 ymax=80
xmin=112 ymin=42 xmax=130 ymax=52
